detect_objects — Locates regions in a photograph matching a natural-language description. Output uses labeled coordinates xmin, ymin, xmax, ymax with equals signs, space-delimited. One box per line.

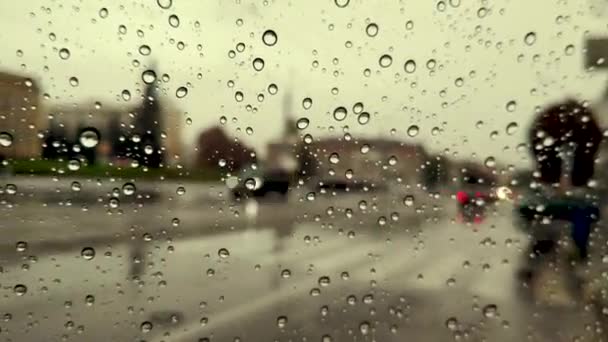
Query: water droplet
xmin=454 ymin=77 xmax=464 ymax=87
xmin=483 ymin=304 xmax=498 ymax=318
xmin=13 ymin=284 xmax=27 ymax=296
xmin=69 ymin=77 xmax=79 ymax=87
xmin=506 ymin=122 xmax=518 ymax=135
xmin=235 ymin=91 xmax=244 ymax=102
xmin=0 ymin=132 xmax=13 ymax=147
xmin=218 ymin=248 xmax=230 ymax=258
xmin=565 ymin=44 xmax=575 ymax=56
xmin=403 ymin=195 xmax=415 ymax=207
xmin=366 ymin=23 xmax=378 ymax=37
xmin=268 ymin=83 xmax=278 ymax=95
xmin=176 ymin=186 xmax=186 ymax=195
xmin=477 ymin=7 xmax=488 ymax=18
xmin=505 ymin=100 xmax=517 ymax=112
xmin=277 ymin=316 xmax=288 ymax=328
xmin=404 ymin=59 xmax=417 ymax=73
xmin=352 ymin=102 xmax=364 ymax=114
xmin=168 ymin=14 xmax=180 ymax=28
xmin=79 ymin=129 xmax=99 ymax=148
xmin=176 ymin=86 xmax=188 ymax=98
xmin=81 ymin=247 xmax=95 ymax=260
xmin=407 ymin=125 xmax=419 ymax=137
xmin=302 ymin=97 xmax=312 ymax=110
xmin=142 ymin=70 xmax=156 ymax=84
xmin=262 ymin=30 xmax=278 ymax=46
xmin=235 ymin=42 xmax=245 ymax=52
xmin=122 ymin=182 xmax=136 ymax=195
xmin=71 ymin=181 xmax=81 ymax=192
xmin=157 ymin=0 xmax=172 ymax=9
xmin=59 ymin=48 xmax=70 ymax=60
xmin=318 ymin=276 xmax=331 ymax=287
xmin=297 ymin=118 xmax=310 ymax=129
xmin=245 ymin=178 xmax=257 ymax=190
xmin=334 ymin=0 xmax=350 ymax=8
xmin=99 ymin=7 xmax=109 ymax=18
xmin=359 ymin=321 xmax=371 ymax=335
xmin=252 ymin=57 xmax=265 ymax=71
xmin=358 ymin=112 xmax=370 ymax=125
xmin=68 ymin=159 xmax=81 ymax=171
xmin=329 ymin=153 xmax=340 ymax=164
xmin=379 ymin=54 xmax=393 ymax=68
xmin=281 ymin=269 xmax=291 ymax=278
xmin=141 ymin=321 xmax=153 ymax=333
xmin=16 ymin=241 xmax=27 ymax=252
xmin=524 ymin=32 xmax=536 ymax=46
xmin=333 ymin=106 xmax=347 ymax=121
xmin=139 ymin=45 xmax=151 ymax=56
xmin=121 ymin=89 xmax=131 ymax=101
xmin=85 ymin=294 xmax=95 ymax=306
xmin=426 ymin=59 xmax=436 ymax=70
xmin=484 ymin=156 xmax=496 ymax=168
xmin=445 ymin=317 xmax=458 ymax=330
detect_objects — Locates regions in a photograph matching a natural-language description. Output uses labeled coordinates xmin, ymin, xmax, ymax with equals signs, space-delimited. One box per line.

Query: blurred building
xmin=0 ymin=71 xmax=43 ymax=159
xmin=195 ymin=126 xmax=256 ymax=171
xmin=46 ymin=96 xmax=182 ymax=165
xmin=302 ymin=137 xmax=427 ymax=187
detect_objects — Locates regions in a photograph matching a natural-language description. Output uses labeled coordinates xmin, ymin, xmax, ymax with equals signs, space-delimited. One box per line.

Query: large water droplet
xmin=524 ymin=32 xmax=536 ymax=46
xmin=407 ymin=125 xmax=419 ymax=137
xmin=122 ymin=182 xmax=136 ymax=195
xmin=262 ymin=30 xmax=278 ymax=46
xmin=505 ymin=100 xmax=517 ymax=112
xmin=245 ymin=178 xmax=257 ymax=190
xmin=13 ymin=284 xmax=27 ymax=296
xmin=358 ymin=112 xmax=370 ymax=125
xmin=366 ymin=23 xmax=378 ymax=37
xmin=168 ymin=14 xmax=180 ymax=28
xmin=379 ymin=54 xmax=393 ymax=68
xmin=81 ymin=247 xmax=95 ymax=260
xmin=68 ymin=159 xmax=81 ymax=171
xmin=139 ymin=45 xmax=151 ymax=56
xmin=329 ymin=153 xmax=340 ymax=164
xmin=79 ymin=129 xmax=99 ymax=148
xmin=276 ymin=316 xmax=288 ymax=328
xmin=334 ymin=0 xmax=350 ymax=8
xmin=0 ymin=132 xmax=13 ymax=147
xmin=252 ymin=57 xmax=265 ymax=71
xmin=99 ymin=7 xmax=109 ymax=18
xmin=333 ymin=106 xmax=347 ymax=121
xmin=506 ymin=122 xmax=518 ymax=135
xmin=403 ymin=195 xmax=415 ymax=207
xmin=483 ymin=304 xmax=498 ymax=318
xmin=141 ymin=321 xmax=153 ymax=333
xmin=59 ymin=48 xmax=70 ymax=60
xmin=176 ymin=86 xmax=188 ymax=98
xmin=121 ymin=89 xmax=131 ymax=101
xmin=297 ymin=118 xmax=310 ymax=129
xmin=218 ymin=248 xmax=230 ymax=259
xmin=268 ymin=83 xmax=278 ymax=95
xmin=359 ymin=321 xmax=371 ymax=335
xmin=142 ymin=70 xmax=157 ymax=84
xmin=484 ymin=156 xmax=496 ymax=168
xmin=404 ymin=59 xmax=417 ymax=73
xmin=69 ymin=77 xmax=79 ymax=87
xmin=302 ymin=97 xmax=313 ymax=109
xmin=157 ymin=0 xmax=172 ymax=9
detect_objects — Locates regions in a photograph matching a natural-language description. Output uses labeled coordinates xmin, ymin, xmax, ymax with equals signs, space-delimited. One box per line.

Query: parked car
xmin=230 ymin=167 xmax=291 ymax=201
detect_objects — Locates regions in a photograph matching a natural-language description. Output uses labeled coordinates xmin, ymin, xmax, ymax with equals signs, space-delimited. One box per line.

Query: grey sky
xmin=1 ymin=0 xmax=607 ymax=165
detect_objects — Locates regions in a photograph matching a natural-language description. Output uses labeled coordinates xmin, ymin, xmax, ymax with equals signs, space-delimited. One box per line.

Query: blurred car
xmin=229 ymin=167 xmax=291 ymax=201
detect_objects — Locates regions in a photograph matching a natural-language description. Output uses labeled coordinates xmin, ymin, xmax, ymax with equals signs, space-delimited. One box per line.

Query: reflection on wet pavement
xmin=0 ymin=181 xmax=604 ymax=341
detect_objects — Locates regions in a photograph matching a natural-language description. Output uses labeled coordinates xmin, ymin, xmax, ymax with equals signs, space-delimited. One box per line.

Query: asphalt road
xmin=0 ymin=179 xmax=605 ymax=341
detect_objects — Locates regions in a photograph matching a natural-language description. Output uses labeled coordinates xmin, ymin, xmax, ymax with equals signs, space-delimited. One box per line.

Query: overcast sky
xmin=2 ymin=0 xmax=608 ymax=165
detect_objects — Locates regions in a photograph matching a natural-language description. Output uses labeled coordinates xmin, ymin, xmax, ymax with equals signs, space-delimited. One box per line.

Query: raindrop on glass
xmin=0 ymin=132 xmax=13 ymax=147
xmin=157 ymin=0 xmax=172 ymax=9
xmin=142 ymin=70 xmax=157 ymax=84
xmin=366 ymin=23 xmax=378 ymax=37
xmin=79 ymin=129 xmax=99 ymax=148
xmin=505 ymin=100 xmax=517 ymax=112
xmin=59 ymin=48 xmax=70 ymax=60
xmin=81 ymin=247 xmax=95 ymax=260
xmin=139 ymin=45 xmax=151 ymax=56
xmin=524 ymin=32 xmax=536 ymax=46
xmin=379 ymin=54 xmax=393 ymax=68
xmin=506 ymin=122 xmax=518 ymax=135
xmin=334 ymin=0 xmax=350 ymax=8
xmin=297 ymin=118 xmax=310 ymax=129
xmin=262 ymin=30 xmax=278 ymax=46
xmin=176 ymin=86 xmax=188 ymax=98
xmin=333 ymin=106 xmax=347 ymax=121
xmin=404 ymin=59 xmax=417 ymax=73
xmin=168 ymin=14 xmax=180 ymax=28
xmin=302 ymin=97 xmax=312 ymax=109
xmin=252 ymin=57 xmax=265 ymax=71
xmin=407 ymin=125 xmax=419 ymax=137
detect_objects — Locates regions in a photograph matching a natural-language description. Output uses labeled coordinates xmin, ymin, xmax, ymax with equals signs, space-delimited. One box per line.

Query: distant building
xmin=46 ymin=96 xmax=182 ymax=165
xmin=195 ymin=126 xmax=256 ymax=171
xmin=0 ymin=71 xmax=42 ymax=159
xmin=302 ymin=137 xmax=427 ymax=186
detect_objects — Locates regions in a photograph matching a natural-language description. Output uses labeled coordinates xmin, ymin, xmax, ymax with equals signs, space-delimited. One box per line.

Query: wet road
xmin=0 ymin=178 xmax=604 ymax=341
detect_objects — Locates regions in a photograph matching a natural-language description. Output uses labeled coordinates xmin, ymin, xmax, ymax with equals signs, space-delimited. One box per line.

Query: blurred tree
xmin=133 ymin=79 xmax=164 ymax=168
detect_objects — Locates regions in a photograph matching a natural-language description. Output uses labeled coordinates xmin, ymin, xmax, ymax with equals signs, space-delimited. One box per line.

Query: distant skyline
xmin=2 ymin=0 xmax=608 ymax=166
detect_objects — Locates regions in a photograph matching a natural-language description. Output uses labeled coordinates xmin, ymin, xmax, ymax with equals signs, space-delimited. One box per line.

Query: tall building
xmin=0 ymin=71 xmax=42 ymax=159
